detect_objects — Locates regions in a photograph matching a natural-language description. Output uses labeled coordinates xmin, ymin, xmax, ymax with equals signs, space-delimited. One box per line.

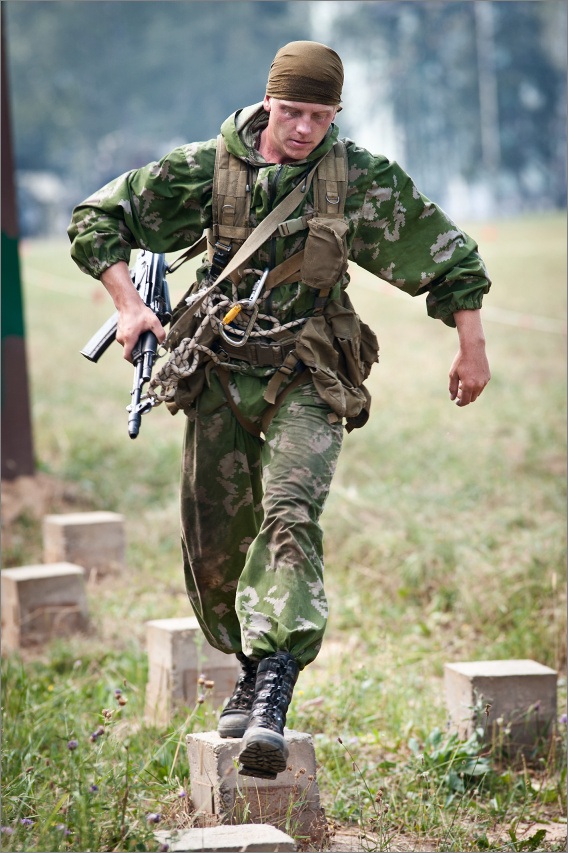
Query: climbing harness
xmin=148 ymin=130 xmax=378 ymax=435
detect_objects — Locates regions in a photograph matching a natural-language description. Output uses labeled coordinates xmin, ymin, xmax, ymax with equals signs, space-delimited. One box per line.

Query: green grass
xmin=2 ymin=215 xmax=567 ymax=851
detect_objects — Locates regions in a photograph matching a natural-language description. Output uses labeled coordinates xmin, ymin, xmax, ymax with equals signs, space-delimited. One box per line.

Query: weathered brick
xmin=186 ymin=730 xmax=325 ymax=843
xmin=144 ymin=618 xmax=240 ymax=724
xmin=154 ymin=824 xmax=296 ymax=852
xmin=1 ymin=563 xmax=89 ymax=649
xmin=43 ymin=511 xmax=125 ymax=578
xmin=445 ymin=659 xmax=557 ymax=746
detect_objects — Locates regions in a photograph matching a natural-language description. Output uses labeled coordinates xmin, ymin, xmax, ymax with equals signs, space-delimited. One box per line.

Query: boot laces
xmin=224 ymin=658 xmax=257 ymax=711
xmin=254 ymin=661 xmax=292 ymax=728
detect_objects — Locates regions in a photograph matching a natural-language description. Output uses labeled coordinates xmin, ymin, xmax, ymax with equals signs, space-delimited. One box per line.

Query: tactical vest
xmin=152 ymin=135 xmax=379 ymax=435
xmin=208 ymin=134 xmax=349 ymax=306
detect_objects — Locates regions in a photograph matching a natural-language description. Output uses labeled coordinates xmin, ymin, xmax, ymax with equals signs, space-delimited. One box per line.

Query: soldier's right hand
xmin=100 ymin=261 xmax=166 ymax=363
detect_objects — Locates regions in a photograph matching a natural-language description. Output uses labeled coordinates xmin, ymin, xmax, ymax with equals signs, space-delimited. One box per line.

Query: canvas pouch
xmin=293 ymin=290 xmax=379 ymax=431
xmin=300 ymin=217 xmax=349 ymax=291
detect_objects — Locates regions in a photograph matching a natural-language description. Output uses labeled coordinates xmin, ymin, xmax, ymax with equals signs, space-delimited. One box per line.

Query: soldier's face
xmin=262 ymin=97 xmax=337 ymax=163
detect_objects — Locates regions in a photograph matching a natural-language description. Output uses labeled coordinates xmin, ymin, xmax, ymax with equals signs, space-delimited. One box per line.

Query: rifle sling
xmin=167 ymin=234 xmax=208 ymax=274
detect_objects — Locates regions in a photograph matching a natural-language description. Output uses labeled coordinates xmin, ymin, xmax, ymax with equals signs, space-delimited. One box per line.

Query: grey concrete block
xmin=445 ymin=659 xmax=557 ymax=746
xmin=1 ymin=563 xmax=89 ymax=649
xmin=144 ymin=618 xmax=240 ymax=725
xmin=186 ymin=730 xmax=325 ymax=843
xmin=154 ymin=824 xmax=296 ymax=851
xmin=43 ymin=511 xmax=125 ymax=578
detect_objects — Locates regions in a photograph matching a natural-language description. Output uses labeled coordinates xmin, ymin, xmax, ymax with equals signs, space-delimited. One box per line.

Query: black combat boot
xmin=237 ymin=650 xmax=299 ymax=779
xmin=217 ymin=652 xmax=259 ymax=738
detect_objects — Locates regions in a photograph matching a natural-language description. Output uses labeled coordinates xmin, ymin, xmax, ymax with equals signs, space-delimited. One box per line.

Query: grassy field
xmin=1 ymin=214 xmax=566 ymax=851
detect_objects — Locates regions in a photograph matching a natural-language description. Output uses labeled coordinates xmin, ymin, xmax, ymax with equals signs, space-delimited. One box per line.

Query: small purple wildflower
xmin=177 ymin=787 xmax=187 ymax=798
xmin=147 ymin=812 xmax=161 ymax=824
xmin=89 ymin=784 xmax=99 ymax=793
xmin=560 ymin=713 xmax=567 ymax=725
xmin=1 ymin=827 xmax=14 ymax=835
xmin=115 ymin=688 xmax=122 ymax=696
xmin=67 ymin=739 xmax=78 ymax=751
xmin=90 ymin=725 xmax=105 ymax=742
xmin=20 ymin=818 xmax=33 ymax=826
xmin=159 ymin=845 xmax=169 ymax=853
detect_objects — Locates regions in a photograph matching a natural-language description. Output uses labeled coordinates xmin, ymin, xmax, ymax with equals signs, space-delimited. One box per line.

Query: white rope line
xmin=23 ymin=266 xmax=102 ymax=298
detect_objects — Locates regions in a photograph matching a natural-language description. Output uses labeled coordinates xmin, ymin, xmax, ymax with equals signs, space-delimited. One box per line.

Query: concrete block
xmin=1 ymin=563 xmax=89 ymax=649
xmin=154 ymin=824 xmax=296 ymax=851
xmin=144 ymin=618 xmax=240 ymax=724
xmin=43 ymin=511 xmax=125 ymax=578
xmin=186 ymin=730 xmax=325 ymax=843
xmin=445 ymin=659 xmax=557 ymax=746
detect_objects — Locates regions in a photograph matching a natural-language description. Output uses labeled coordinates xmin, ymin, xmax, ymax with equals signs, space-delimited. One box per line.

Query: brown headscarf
xmin=265 ymin=41 xmax=343 ymax=107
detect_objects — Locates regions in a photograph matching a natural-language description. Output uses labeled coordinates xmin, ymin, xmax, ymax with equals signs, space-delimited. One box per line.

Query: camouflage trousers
xmin=180 ymin=368 xmax=343 ymax=670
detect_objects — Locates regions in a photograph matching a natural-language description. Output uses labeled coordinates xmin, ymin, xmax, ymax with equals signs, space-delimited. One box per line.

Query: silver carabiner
xmin=219 ymin=268 xmax=269 ymax=348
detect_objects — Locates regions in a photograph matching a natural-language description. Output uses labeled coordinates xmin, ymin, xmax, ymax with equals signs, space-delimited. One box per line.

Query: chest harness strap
xmin=212 ymin=139 xmax=348 ymax=435
xmin=151 ymin=139 xmax=349 ymax=437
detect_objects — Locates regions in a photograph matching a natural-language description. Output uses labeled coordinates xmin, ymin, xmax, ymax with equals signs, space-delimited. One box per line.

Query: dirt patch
xmin=319 ymin=819 xmax=567 ymax=852
xmin=322 ymin=825 xmax=438 ymax=852
xmin=1 ymin=473 xmax=93 ymax=568
xmin=1 ymin=472 xmax=91 ymax=525
xmin=489 ymin=820 xmax=567 ymax=846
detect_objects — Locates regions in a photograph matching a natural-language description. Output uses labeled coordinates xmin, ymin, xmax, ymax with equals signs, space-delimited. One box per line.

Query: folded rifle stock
xmin=80 ymin=312 xmax=119 ymax=363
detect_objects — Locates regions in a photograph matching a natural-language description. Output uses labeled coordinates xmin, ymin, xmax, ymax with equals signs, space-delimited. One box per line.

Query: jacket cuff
xmin=426 ymin=288 xmax=487 ymax=328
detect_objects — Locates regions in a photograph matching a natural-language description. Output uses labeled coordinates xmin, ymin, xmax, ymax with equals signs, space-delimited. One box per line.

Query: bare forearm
xmin=454 ymin=308 xmax=486 ymax=348
xmin=101 ymin=261 xmax=140 ymax=309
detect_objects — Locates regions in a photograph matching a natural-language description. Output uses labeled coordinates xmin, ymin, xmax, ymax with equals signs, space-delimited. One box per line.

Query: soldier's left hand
xmin=449 ymin=309 xmax=491 ymax=406
xmin=448 ymin=344 xmax=491 ymax=406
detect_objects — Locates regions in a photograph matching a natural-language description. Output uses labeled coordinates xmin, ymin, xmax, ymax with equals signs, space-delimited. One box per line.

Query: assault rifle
xmin=80 ymin=251 xmax=172 ymax=439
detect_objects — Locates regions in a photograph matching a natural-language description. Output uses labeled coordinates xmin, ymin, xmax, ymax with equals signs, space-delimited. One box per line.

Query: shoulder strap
xmin=166 ymin=135 xmax=254 ymax=280
xmin=211 ymin=151 xmax=324 ymax=289
xmin=210 ymin=135 xmax=252 ymax=248
xmin=207 ymin=135 xmax=253 ymax=283
xmin=165 ymin=150 xmax=326 ymax=346
xmin=312 ymin=139 xmax=348 ymax=217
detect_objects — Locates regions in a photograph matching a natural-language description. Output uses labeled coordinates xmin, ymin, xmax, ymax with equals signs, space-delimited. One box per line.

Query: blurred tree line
xmin=3 ymin=0 xmax=567 ymax=235
xmin=4 ymin=0 xmax=306 ymax=233
xmin=327 ymin=0 xmax=567 ymax=216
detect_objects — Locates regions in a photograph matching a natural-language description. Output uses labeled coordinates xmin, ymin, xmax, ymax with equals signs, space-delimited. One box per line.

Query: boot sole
xmin=238 ymin=728 xmax=289 ymax=779
xmin=217 ymin=711 xmax=249 ymax=739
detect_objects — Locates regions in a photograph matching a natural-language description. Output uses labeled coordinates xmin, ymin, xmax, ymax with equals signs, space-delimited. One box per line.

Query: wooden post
xmin=1 ymin=10 xmax=35 ymax=479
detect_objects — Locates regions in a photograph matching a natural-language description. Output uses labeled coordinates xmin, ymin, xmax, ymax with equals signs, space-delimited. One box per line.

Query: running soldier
xmin=68 ymin=41 xmax=491 ymax=779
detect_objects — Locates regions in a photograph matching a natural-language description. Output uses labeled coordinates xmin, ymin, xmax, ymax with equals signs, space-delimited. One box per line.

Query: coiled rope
xmin=148 ymin=281 xmax=306 ymax=405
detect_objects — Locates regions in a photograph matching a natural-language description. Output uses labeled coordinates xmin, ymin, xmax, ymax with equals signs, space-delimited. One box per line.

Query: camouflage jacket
xmin=68 ymin=103 xmax=490 ymax=329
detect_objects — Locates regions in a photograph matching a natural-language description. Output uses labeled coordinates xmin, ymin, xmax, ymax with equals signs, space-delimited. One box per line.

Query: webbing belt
xmin=216 ymin=364 xmax=311 ymax=440
xmin=218 ymin=337 xmax=298 ymax=368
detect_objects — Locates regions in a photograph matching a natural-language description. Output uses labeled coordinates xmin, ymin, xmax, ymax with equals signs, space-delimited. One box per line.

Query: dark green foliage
xmin=3 ymin=1 xmax=305 ymax=196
